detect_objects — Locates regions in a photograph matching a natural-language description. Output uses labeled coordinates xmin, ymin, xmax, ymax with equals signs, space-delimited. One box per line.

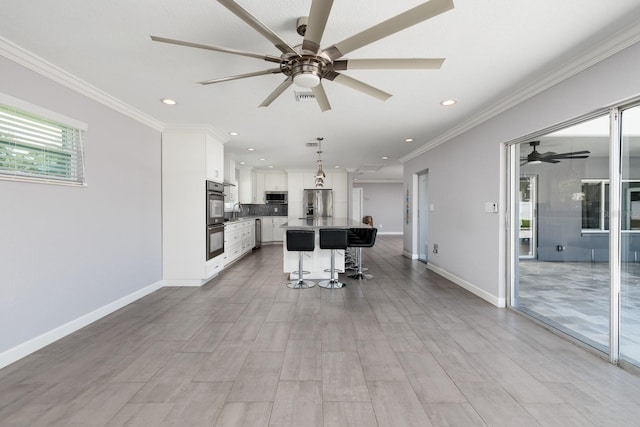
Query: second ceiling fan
xmin=151 ymin=0 xmax=454 ymax=111
xmin=521 ymin=141 xmax=590 ymax=166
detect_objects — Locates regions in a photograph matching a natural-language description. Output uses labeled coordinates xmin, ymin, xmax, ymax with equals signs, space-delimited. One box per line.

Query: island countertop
xmin=281 ymin=217 xmax=369 ymax=229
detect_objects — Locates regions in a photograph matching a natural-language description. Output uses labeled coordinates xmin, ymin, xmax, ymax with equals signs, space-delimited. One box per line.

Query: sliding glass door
xmin=512 ymin=114 xmax=611 ymax=353
xmin=511 ymin=102 xmax=640 ymax=368
xmin=620 ymin=104 xmax=640 ymax=366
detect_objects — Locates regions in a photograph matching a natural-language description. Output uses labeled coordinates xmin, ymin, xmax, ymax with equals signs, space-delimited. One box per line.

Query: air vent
xmin=295 ymin=91 xmax=316 ymax=102
xmin=355 ymin=164 xmax=384 ymax=173
xmin=306 ymin=142 xmax=319 ymax=148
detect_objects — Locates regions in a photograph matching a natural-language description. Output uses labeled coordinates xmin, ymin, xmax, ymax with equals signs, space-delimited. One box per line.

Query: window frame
xmin=0 ymin=92 xmax=87 ymax=187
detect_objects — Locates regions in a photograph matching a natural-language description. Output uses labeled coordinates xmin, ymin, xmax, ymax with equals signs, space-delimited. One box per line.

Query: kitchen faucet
xmin=233 ymin=202 xmax=242 ymax=220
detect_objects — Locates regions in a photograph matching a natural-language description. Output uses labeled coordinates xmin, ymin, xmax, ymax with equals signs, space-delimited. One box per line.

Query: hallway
xmin=2 ymin=236 xmax=640 ymax=426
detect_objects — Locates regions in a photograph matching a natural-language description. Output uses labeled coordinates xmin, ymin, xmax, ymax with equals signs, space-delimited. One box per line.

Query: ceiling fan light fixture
xmin=528 ymin=160 xmax=542 ymax=165
xmin=292 ymin=60 xmax=322 ymax=88
xmin=293 ymin=72 xmax=320 ymax=88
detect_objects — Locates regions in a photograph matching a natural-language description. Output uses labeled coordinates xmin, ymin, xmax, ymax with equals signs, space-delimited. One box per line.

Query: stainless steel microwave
xmin=265 ymin=191 xmax=287 ymax=204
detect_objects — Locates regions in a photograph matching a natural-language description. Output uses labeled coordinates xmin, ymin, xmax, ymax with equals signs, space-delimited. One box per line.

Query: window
xmin=582 ymin=179 xmax=640 ymax=231
xmin=0 ymin=101 xmax=86 ymax=185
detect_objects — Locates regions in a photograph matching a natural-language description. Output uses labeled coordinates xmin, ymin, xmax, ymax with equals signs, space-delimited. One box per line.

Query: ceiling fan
xmin=521 ymin=141 xmax=590 ymax=166
xmin=150 ymin=0 xmax=454 ymax=112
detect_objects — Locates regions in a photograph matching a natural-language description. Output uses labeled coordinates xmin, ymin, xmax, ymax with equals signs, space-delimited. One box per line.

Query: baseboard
xmin=426 ymin=264 xmax=505 ymax=308
xmin=0 ymin=280 xmax=164 ymax=370
xmin=378 ymin=231 xmax=403 ymax=236
xmin=162 ymin=279 xmax=209 ymax=287
xmin=402 ymin=250 xmax=419 ymax=260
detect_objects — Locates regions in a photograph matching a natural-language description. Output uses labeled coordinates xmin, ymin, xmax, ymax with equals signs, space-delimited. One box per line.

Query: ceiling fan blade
xmin=312 ymin=83 xmax=331 ymax=112
xmin=333 ymin=58 xmax=445 ymax=70
xmin=327 ymin=73 xmax=392 ymax=101
xmin=548 ymin=150 xmax=591 ymax=158
xmin=323 ymin=0 xmax=454 ymax=60
xmin=302 ymin=0 xmax=334 ymax=53
xmin=198 ymin=68 xmax=282 ymax=85
xmin=150 ymin=36 xmax=282 ymax=64
xmin=259 ymin=78 xmax=293 ymax=107
xmin=541 ymin=158 xmax=561 ymax=164
xmin=217 ymin=0 xmax=298 ymax=55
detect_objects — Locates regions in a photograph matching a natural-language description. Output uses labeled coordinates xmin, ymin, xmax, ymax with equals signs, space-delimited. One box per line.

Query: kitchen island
xmin=281 ymin=217 xmax=369 ymax=280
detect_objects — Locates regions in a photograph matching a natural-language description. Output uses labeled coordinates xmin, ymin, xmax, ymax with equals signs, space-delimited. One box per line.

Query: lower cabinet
xmin=224 ymin=219 xmax=255 ymax=267
xmin=261 ymin=217 xmax=287 ymax=243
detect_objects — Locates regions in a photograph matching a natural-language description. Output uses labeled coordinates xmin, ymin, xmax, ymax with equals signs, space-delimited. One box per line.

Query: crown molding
xmin=353 ymin=180 xmax=403 ymax=184
xmin=399 ymin=20 xmax=640 ymax=164
xmin=0 ymin=36 xmax=164 ymax=131
xmin=162 ymin=124 xmax=228 ymax=143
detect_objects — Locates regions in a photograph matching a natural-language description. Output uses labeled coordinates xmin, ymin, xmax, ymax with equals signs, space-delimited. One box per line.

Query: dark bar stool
xmin=319 ymin=228 xmax=348 ymax=289
xmin=286 ymin=229 xmax=316 ymax=289
xmin=348 ymin=228 xmax=377 ymax=280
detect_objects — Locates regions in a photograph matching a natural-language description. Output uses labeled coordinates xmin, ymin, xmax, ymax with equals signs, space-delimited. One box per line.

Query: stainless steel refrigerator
xmin=303 ymin=189 xmax=333 ymax=217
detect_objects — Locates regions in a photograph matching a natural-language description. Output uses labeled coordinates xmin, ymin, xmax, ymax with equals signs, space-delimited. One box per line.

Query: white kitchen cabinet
xmin=238 ymin=166 xmax=257 ymax=204
xmin=206 ymin=135 xmax=224 ymax=183
xmin=162 ymin=128 xmax=225 ymax=285
xmin=224 ymin=219 xmax=254 ymax=267
xmin=261 ymin=216 xmax=287 ymax=243
xmin=224 ymin=157 xmax=236 ymax=184
xmin=261 ymin=217 xmax=273 ymax=242
xmin=264 ymin=171 xmax=287 ymax=191
xmin=272 ymin=217 xmax=287 ymax=242
xmin=255 ymin=171 xmax=266 ymax=203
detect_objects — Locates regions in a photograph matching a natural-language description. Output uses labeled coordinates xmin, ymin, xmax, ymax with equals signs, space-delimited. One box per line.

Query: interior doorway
xmin=519 ymin=175 xmax=537 ymax=259
xmin=352 ymin=187 xmax=363 ymax=222
xmin=418 ymin=170 xmax=429 ymax=263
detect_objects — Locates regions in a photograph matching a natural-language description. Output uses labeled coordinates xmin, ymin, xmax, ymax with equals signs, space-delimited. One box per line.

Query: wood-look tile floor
xmin=3 ymin=236 xmax=640 ymax=426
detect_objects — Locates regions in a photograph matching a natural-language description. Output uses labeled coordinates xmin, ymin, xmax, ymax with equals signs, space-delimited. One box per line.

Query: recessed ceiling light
xmin=334 ymin=165 xmax=340 ymax=169
xmin=405 ymin=138 xmax=414 ymax=143
xmin=229 ymin=132 xmax=239 ymax=136
xmin=161 ymin=98 xmax=177 ymax=105
xmin=382 ymin=156 xmax=389 ymax=160
xmin=440 ymin=99 xmax=457 ymax=106
xmin=239 ymin=161 xmax=246 ymax=165
xmin=259 ymin=158 xmax=266 ymax=161
xmin=247 ymin=148 xmax=255 ymax=152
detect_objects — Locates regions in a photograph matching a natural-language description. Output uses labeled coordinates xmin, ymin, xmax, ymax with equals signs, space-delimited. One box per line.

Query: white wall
xmin=0 ymin=56 xmax=162 ymax=361
xmin=354 ymin=183 xmax=403 ymax=234
xmin=403 ymin=40 xmax=640 ymax=308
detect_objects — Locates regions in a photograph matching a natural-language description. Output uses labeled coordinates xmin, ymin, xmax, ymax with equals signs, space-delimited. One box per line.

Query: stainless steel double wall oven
xmin=206 ymin=181 xmax=225 ymax=260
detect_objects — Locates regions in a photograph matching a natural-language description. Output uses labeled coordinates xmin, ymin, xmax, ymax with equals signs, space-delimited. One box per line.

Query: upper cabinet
xmin=238 ymin=166 xmax=257 ymax=204
xmin=224 ymin=157 xmax=236 ymax=184
xmin=206 ymin=135 xmax=224 ymax=183
xmin=264 ymin=171 xmax=287 ymax=191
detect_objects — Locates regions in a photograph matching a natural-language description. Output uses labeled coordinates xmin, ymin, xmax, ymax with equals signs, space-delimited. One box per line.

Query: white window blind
xmin=0 ymin=103 xmax=86 ymax=185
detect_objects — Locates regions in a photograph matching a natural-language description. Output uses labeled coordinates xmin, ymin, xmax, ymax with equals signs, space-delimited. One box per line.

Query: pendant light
xmin=315 ymin=137 xmax=325 ymax=188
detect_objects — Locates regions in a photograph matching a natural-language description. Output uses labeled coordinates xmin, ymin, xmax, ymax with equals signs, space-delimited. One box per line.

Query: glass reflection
xmin=620 ymin=105 xmax=640 ymax=366
xmin=515 ymin=115 xmax=610 ymax=352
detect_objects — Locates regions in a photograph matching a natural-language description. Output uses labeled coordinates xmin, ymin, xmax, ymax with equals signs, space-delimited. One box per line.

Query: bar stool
xmin=319 ymin=228 xmax=348 ymax=289
xmin=286 ymin=229 xmax=316 ymax=289
xmin=348 ymin=228 xmax=377 ymax=280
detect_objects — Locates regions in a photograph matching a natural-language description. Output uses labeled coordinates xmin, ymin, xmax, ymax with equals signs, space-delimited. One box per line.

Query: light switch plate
xmin=484 ymin=202 xmax=498 ymax=213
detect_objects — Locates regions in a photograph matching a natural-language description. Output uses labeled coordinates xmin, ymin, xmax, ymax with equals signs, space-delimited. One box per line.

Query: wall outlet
xmin=379 ymin=224 xmax=382 ymax=228
xmin=557 ymin=245 xmax=564 ymax=252
xmin=433 ymin=243 xmax=438 ymax=254
xmin=274 ymin=207 xmax=278 ymax=212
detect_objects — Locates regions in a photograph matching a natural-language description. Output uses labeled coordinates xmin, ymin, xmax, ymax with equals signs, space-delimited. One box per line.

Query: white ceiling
xmin=2 ymin=1 xmax=640 ymax=181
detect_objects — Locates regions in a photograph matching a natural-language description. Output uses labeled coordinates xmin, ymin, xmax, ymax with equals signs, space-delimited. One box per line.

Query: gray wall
xmin=354 ymin=183 xmax=403 ymax=234
xmin=404 ymin=40 xmax=640 ymax=306
xmin=0 ymin=56 xmax=162 ymax=354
